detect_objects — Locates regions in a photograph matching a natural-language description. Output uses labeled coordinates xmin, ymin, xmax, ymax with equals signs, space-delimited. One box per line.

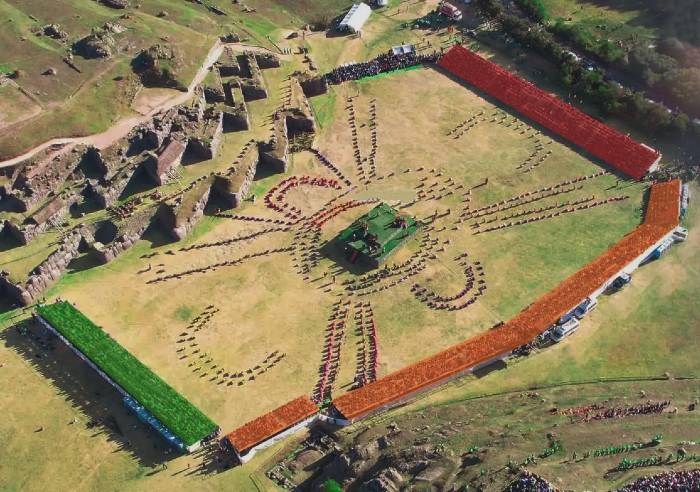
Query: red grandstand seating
xmin=437 ymin=45 xmax=660 ymax=180
xmin=332 ymin=181 xmax=681 ymax=421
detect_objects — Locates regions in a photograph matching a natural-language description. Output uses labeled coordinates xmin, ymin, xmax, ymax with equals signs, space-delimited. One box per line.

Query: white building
xmin=339 ymin=3 xmax=372 ymax=33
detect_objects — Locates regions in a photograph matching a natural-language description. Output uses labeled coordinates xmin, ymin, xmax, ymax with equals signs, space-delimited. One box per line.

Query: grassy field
xmin=292 ymin=378 xmax=700 ymax=490
xmin=0 ymin=7 xmax=696 ymax=491
xmin=540 ymin=0 xmax=658 ymax=44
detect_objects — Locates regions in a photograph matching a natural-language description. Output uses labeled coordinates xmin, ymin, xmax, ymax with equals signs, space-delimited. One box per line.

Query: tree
xmin=661 ymin=67 xmax=700 ymax=115
xmin=324 ymin=479 xmax=343 ymax=492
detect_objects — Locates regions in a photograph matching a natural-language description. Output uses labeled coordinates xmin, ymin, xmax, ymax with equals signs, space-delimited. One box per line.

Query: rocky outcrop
xmin=100 ymin=0 xmax=129 ymax=8
xmin=73 ymin=30 xmax=115 ymax=59
xmin=42 ymin=24 xmax=68 ymax=40
xmin=132 ymin=44 xmax=185 ymax=90
xmin=259 ymin=111 xmax=289 ymax=173
xmin=92 ymin=208 xmax=156 ymax=263
xmin=212 ymin=140 xmax=258 ymax=208
xmin=220 ymin=32 xmax=240 ymax=43
xmin=158 ymin=177 xmax=213 ymax=240
xmin=187 ymin=109 xmax=223 ymax=160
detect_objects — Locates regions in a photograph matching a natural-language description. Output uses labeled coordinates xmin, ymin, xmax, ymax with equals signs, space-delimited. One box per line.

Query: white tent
xmin=339 ymin=3 xmax=372 ymax=33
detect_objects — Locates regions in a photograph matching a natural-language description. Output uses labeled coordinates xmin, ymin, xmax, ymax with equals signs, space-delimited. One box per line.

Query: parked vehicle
xmin=550 ymin=318 xmax=580 ymax=343
xmin=574 ymin=298 xmax=597 ymax=319
xmin=438 ymin=1 xmax=463 ymax=21
xmin=608 ymin=273 xmax=631 ymax=293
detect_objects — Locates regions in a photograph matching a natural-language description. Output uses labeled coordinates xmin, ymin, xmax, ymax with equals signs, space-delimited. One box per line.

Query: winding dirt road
xmin=0 ymin=41 xmax=288 ymax=168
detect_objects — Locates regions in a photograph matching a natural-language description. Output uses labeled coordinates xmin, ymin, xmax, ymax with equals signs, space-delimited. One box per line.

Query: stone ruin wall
xmin=298 ymin=74 xmax=328 ymax=97
xmin=4 ymin=194 xmax=77 ymax=245
xmin=0 ymin=225 xmax=94 ymax=306
xmin=259 ymin=112 xmax=289 ymax=173
xmin=187 ymin=110 xmax=224 ymax=160
xmin=254 ymin=52 xmax=281 ymax=69
xmin=212 ymin=140 xmax=259 ymax=208
xmin=158 ymin=177 xmax=213 ymax=241
xmin=8 ymin=146 xmax=85 ymax=212
xmin=92 ymin=208 xmax=156 ymax=264
xmin=239 ymin=54 xmax=268 ymax=101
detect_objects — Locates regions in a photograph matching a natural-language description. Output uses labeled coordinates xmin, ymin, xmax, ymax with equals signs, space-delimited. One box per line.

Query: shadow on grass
xmin=319 ymin=241 xmax=375 ymax=276
xmin=1 ymin=317 xmax=234 ymax=475
xmin=472 ymin=359 xmax=507 ymax=378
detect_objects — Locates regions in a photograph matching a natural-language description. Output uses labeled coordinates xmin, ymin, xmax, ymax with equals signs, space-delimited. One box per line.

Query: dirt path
xmin=0 ymin=41 xmax=300 ymax=169
xmin=0 ymin=40 xmax=258 ymax=168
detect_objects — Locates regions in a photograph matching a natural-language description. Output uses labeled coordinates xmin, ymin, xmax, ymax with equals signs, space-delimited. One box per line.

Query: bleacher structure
xmin=36 ymin=302 xmax=219 ymax=452
xmin=437 ymin=45 xmax=661 ymax=180
xmin=329 ymin=180 xmax=683 ymax=422
xmin=220 ymin=181 xmax=684 ymax=452
xmin=224 ymin=396 xmax=319 ymax=462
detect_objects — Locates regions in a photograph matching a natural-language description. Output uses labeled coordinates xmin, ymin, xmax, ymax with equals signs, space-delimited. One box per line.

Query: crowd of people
xmin=310 ymin=198 xmax=379 ymax=228
xmin=313 ymin=302 xmax=349 ymax=403
xmin=263 ymin=175 xmax=342 ymax=218
xmin=178 ymin=226 xmax=289 ymax=252
xmin=309 ymin=148 xmax=353 ymax=186
xmin=146 ymin=246 xmax=295 ymax=284
xmin=353 ymin=301 xmax=379 ymax=387
xmin=584 ymin=400 xmax=671 ymax=422
xmin=346 ymin=96 xmax=379 ymax=184
xmin=216 ymin=212 xmax=295 ymax=226
xmin=415 ymin=175 xmax=462 ymax=202
xmin=474 ymin=195 xmax=629 ymax=234
xmin=413 ymin=260 xmax=486 ymax=310
xmin=325 ymin=51 xmax=439 ymax=85
xmin=173 ymin=305 xmax=286 ymax=389
xmin=505 ymin=471 xmax=558 ymax=492
xmin=345 ymin=256 xmax=424 ymax=292
xmin=615 ymin=469 xmax=700 ymax=491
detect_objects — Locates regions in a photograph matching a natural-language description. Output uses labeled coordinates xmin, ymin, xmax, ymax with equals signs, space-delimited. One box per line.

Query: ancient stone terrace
xmin=158 ymin=176 xmax=214 ymax=241
xmin=146 ymin=138 xmax=186 ymax=186
xmin=0 ymin=224 xmax=94 ymax=306
xmin=3 ymin=192 xmax=77 ymax=245
xmin=3 ymin=144 xmax=86 ymax=212
xmin=237 ymin=52 xmax=268 ymax=101
xmin=187 ymin=108 xmax=224 ymax=160
xmin=212 ymin=139 xmax=259 ymax=208
xmin=259 ymin=111 xmax=289 ymax=173
xmin=92 ymin=206 xmax=158 ymax=263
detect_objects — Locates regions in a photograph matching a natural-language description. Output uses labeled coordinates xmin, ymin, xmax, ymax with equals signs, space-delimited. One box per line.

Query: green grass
xmin=240 ymin=15 xmax=278 ymax=39
xmin=355 ymin=63 xmax=424 ymax=83
xmin=309 ymin=90 xmax=337 ymax=129
xmin=174 ymin=306 xmax=194 ymax=322
xmin=36 ymin=301 xmax=218 ymax=447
